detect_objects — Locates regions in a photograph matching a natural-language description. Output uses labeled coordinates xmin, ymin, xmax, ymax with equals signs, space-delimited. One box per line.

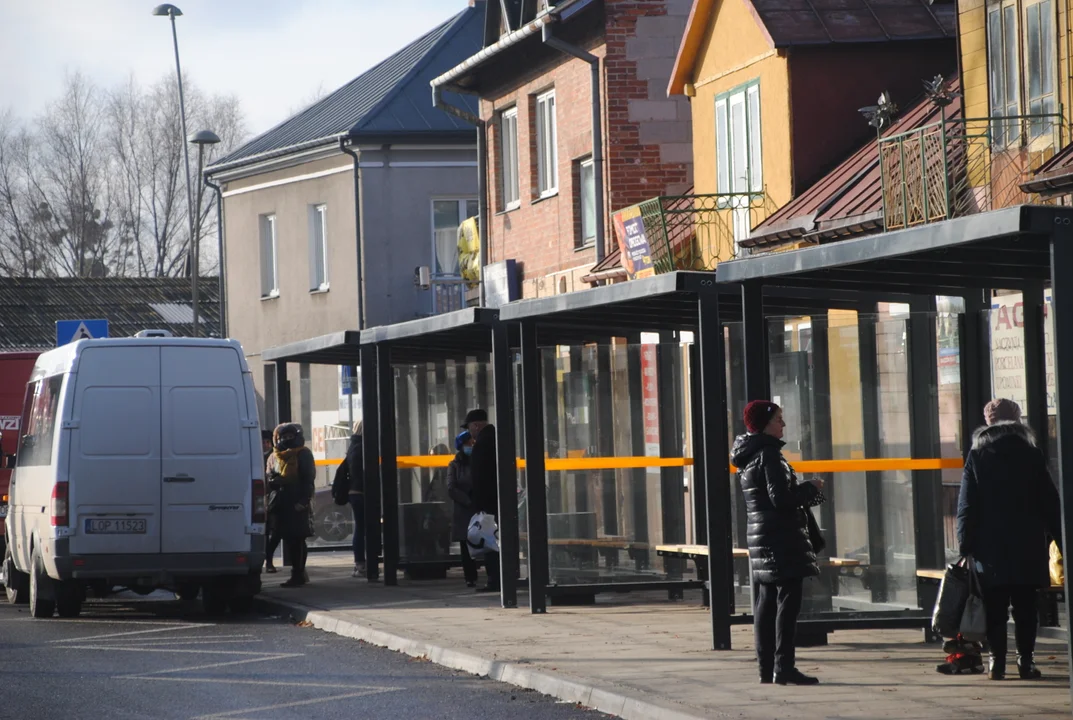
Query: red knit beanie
xmin=743 ymin=400 xmax=780 ymax=434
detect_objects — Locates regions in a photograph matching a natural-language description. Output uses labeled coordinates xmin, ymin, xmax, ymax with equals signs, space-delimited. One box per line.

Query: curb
xmin=255 ymin=595 xmax=713 ymax=720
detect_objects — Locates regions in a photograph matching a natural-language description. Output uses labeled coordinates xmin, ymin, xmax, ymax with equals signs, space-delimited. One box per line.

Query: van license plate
xmin=85 ymin=518 xmax=146 ymax=534
xmin=0 ymin=506 xmax=7 ymax=518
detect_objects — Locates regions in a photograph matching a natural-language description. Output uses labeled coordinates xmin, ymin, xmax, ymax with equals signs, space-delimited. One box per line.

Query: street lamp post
xmin=190 ymin=130 xmax=221 ymax=339
xmin=152 ymin=3 xmax=197 ymax=334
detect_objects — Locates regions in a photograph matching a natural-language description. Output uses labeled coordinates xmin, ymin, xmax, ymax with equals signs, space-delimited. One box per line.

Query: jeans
xmin=983 ymin=585 xmax=1039 ymax=663
xmin=754 ymin=578 xmax=804 ymax=675
xmin=349 ymin=494 xmax=366 ymax=567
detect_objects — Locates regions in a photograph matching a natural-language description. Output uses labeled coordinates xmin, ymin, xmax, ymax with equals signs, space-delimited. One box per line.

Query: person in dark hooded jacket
xmin=957 ymin=398 xmax=1062 ymax=680
xmin=346 ymin=421 xmax=365 ymax=578
xmin=733 ymin=400 xmax=825 ymax=686
xmin=265 ymin=423 xmax=316 ymax=588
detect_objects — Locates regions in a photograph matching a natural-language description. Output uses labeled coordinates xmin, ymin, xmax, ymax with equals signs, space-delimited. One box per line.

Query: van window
xmin=80 ymin=387 xmax=154 ymax=456
xmin=19 ymin=375 xmax=63 ymax=467
xmin=170 ymin=387 xmax=241 ymax=456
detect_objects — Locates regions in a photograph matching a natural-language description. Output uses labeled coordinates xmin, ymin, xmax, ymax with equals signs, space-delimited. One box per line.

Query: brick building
xmin=432 ymin=0 xmax=693 ymax=298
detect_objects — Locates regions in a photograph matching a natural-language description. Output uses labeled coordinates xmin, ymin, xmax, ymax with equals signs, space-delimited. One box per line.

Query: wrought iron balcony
xmin=879 ymin=114 xmax=1068 ymax=231
xmin=621 ymin=191 xmax=777 ymax=274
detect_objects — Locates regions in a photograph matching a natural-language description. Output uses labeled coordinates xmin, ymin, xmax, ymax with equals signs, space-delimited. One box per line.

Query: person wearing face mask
xmin=265 ymin=423 xmax=316 ymax=588
xmin=446 ymin=431 xmax=479 ymax=587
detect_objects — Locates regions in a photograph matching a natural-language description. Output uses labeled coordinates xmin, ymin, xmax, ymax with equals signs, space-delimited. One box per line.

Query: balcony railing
xmin=879 ymin=114 xmax=1068 ymax=231
xmin=625 ymin=191 xmax=777 ymax=273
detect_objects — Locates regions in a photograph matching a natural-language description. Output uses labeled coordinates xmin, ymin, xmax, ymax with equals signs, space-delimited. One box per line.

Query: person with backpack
xmin=446 ymin=430 xmax=479 ymax=587
xmin=331 ymin=421 xmax=366 ymax=578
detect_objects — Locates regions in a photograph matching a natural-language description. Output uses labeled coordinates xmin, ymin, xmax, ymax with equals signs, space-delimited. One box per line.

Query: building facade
xmin=207 ymin=3 xmax=484 ymax=442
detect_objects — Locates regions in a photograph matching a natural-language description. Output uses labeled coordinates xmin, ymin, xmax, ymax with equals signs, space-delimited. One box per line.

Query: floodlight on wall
xmin=414 ymin=266 xmax=431 ymax=290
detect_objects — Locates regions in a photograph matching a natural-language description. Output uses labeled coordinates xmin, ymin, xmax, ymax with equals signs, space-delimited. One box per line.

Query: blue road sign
xmin=56 ymin=319 xmax=109 ymax=346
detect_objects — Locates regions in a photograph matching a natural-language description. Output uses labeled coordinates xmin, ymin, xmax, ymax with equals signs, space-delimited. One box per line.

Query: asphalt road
xmin=0 ymin=593 xmax=607 ymax=720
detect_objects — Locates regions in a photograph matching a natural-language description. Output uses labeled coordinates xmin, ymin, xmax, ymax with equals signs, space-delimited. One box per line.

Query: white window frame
xmin=715 ymin=81 xmax=763 ymax=244
xmin=579 ymin=157 xmax=596 ymax=248
xmin=431 ymin=198 xmax=478 ymax=276
xmin=500 ymin=107 xmax=520 ymax=210
xmin=535 ymin=90 xmax=558 ymax=197
xmin=308 ymin=203 xmax=329 ymax=292
xmin=260 ymin=214 xmax=279 ymax=299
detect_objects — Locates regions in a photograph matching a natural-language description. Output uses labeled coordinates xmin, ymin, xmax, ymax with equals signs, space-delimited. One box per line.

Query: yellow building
xmin=666 ymin=0 xmax=956 ymax=258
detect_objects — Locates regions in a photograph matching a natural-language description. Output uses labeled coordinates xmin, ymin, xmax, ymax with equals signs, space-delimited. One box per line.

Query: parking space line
xmin=191 ymin=688 xmax=403 ymax=719
xmin=51 ymin=624 xmax=209 ymax=643
xmin=114 ymin=652 xmax=304 ymax=677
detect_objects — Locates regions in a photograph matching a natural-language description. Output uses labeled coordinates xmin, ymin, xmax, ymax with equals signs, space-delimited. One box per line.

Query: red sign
xmin=640 ymin=343 xmax=660 ymax=461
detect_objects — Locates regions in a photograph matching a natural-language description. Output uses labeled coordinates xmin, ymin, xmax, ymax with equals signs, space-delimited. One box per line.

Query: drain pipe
xmin=204 ymin=175 xmax=226 ymax=338
xmin=339 ymin=138 xmax=365 ymax=328
xmin=433 ymin=85 xmax=488 ymax=306
xmin=542 ymin=24 xmax=605 ymax=266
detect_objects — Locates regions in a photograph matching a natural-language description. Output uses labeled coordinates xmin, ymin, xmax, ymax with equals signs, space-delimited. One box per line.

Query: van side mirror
xmin=5 ymin=453 xmax=15 ymax=469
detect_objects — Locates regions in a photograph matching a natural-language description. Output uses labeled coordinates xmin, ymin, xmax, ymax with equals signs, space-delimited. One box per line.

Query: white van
xmin=1 ymin=332 xmax=265 ymax=618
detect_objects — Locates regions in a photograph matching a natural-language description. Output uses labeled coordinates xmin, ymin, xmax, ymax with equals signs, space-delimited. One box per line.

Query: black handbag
xmin=932 ymin=559 xmax=973 ymax=638
xmin=805 ymin=508 xmax=826 ymax=554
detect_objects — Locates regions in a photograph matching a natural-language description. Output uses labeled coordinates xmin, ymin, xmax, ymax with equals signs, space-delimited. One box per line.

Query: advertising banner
xmin=612 ymin=206 xmax=656 ymax=279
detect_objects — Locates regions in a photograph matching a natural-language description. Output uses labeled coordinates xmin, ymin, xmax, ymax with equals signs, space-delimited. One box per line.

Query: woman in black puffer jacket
xmin=732 ymin=400 xmax=825 ymax=686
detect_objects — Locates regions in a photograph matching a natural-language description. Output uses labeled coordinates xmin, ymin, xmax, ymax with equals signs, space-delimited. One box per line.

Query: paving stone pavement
xmin=258 ymin=553 xmax=1072 ymax=719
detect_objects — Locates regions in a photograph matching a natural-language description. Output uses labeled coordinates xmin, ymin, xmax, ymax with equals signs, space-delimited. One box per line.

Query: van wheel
xmin=28 ymin=548 xmax=56 ymax=619
xmin=3 ymin=545 xmax=29 ymax=605
xmin=201 ymin=582 xmax=228 ymax=616
xmin=56 ymin=583 xmax=82 ymax=618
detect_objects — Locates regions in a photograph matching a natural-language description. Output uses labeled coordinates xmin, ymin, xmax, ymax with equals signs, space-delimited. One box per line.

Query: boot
xmin=759 ymin=666 xmax=773 ymax=684
xmin=281 ymin=571 xmax=306 ymax=589
xmin=988 ymin=654 xmax=1006 ymax=681
xmin=774 ymin=668 xmax=819 ymax=686
xmin=1017 ymin=655 xmax=1042 ymax=680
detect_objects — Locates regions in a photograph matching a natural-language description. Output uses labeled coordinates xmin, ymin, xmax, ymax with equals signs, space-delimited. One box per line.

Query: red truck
xmin=0 ymin=352 xmax=40 ymax=565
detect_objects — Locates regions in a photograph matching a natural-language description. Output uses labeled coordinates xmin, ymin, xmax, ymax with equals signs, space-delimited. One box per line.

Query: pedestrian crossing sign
xmin=56 ymin=319 xmax=109 ymax=346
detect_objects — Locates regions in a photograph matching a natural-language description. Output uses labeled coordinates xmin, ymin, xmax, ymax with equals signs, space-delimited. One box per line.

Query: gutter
xmin=206 ymin=134 xmax=348 ymax=178
xmin=339 ymin=138 xmax=366 ymax=329
xmin=432 ymin=85 xmax=488 ymax=307
xmin=542 ymin=23 xmax=606 ymax=268
xmin=203 ymin=174 xmax=227 ymax=338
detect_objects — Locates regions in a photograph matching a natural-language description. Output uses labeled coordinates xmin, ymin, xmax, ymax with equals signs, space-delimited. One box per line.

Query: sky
xmin=0 ymin=0 xmax=467 ymax=137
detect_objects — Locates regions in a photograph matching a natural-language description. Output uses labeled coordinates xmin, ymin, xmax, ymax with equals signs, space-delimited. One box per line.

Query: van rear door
xmin=68 ymin=346 xmax=162 ymax=555
xmin=160 ymin=345 xmax=251 ymax=554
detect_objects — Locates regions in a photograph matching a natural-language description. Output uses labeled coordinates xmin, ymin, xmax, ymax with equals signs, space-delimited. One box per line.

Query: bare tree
xmin=0 ymin=111 xmax=50 ymax=276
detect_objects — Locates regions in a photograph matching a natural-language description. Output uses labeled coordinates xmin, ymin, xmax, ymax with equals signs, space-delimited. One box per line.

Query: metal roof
xmin=360 ymin=307 xmax=507 ymax=364
xmin=209 ymin=4 xmax=484 ymax=174
xmin=1021 ymin=141 xmax=1073 ymax=195
xmin=750 ymin=0 xmax=954 ymax=47
xmin=0 ymin=277 xmax=221 ymax=350
xmin=720 ymin=205 xmax=1062 ymax=296
xmin=749 ymin=78 xmax=959 ymax=248
xmin=262 ymin=330 xmax=361 ymax=366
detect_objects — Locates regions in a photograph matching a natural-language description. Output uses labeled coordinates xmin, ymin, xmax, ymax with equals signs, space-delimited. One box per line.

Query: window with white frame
xmin=579 ymin=157 xmax=595 ymax=247
xmin=535 ymin=90 xmax=558 ymax=197
xmin=432 ymin=199 xmax=478 ymax=276
xmin=309 ymin=204 xmax=329 ymax=291
xmin=259 ymin=214 xmax=278 ymax=298
xmin=715 ymin=81 xmax=762 ymax=243
xmin=500 ymin=107 xmax=520 ymax=209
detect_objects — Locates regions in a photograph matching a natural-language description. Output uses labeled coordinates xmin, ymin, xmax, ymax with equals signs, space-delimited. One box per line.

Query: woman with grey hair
xmin=957 ymin=399 xmax=1062 ymax=680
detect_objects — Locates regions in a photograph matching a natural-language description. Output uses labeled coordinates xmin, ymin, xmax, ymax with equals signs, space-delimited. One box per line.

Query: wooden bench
xmin=916 ymin=568 xmax=1065 ymax=628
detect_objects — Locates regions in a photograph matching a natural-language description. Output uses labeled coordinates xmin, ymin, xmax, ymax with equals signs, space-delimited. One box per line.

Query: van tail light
xmin=51 ymin=482 xmax=69 ymax=527
xmin=251 ymin=479 xmax=266 ymax=524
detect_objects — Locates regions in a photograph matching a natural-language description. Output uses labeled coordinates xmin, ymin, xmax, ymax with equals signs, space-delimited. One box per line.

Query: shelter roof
xmin=1021 ymin=142 xmax=1073 ymax=195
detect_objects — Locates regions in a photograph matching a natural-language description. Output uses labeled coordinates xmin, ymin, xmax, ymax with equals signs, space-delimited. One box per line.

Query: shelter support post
xmin=1047 ymin=225 xmax=1073 ymax=702
xmin=1023 ymin=281 xmax=1049 ymax=458
xmin=742 ymin=282 xmax=770 ymax=401
xmin=378 ymin=344 xmax=399 ymax=586
xmin=596 ymin=343 xmax=618 ymax=537
xmin=858 ymin=305 xmax=888 ymax=602
xmin=493 ymin=323 xmax=520 ymax=609
xmin=657 ymin=332 xmax=687 ymax=596
xmin=907 ymin=296 xmax=945 ymax=571
xmin=520 ymin=321 xmax=549 ymax=613
xmin=360 ymin=345 xmax=382 ymax=582
xmin=275 ymin=362 xmax=292 ymax=424
xmin=809 ymin=313 xmax=836 ymax=559
xmin=726 ymin=324 xmax=748 ymax=554
xmin=959 ymin=291 xmax=991 ymax=457
xmin=626 ymin=336 xmax=649 ymax=552
xmin=689 ymin=341 xmax=710 ymax=607
xmin=697 ymin=291 xmax=732 ymax=650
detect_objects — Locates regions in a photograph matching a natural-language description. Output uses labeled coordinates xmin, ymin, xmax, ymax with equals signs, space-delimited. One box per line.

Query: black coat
xmin=957 ymin=422 xmax=1061 ymax=588
xmin=345 ymin=434 xmax=364 ymax=494
xmin=266 ymin=447 xmax=316 ymax=540
xmin=446 ymin=453 xmax=475 ymax=541
xmin=732 ymin=433 xmax=822 ymax=584
xmin=470 ymin=424 xmax=498 ymax=515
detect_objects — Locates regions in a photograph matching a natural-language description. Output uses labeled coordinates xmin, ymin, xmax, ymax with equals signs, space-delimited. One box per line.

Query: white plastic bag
xmin=466 ymin=511 xmax=499 ymax=559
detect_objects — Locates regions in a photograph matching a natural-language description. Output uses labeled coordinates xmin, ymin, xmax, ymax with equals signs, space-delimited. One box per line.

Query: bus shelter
xmin=358 ymin=307 xmax=522 ymax=608
xmin=717 ymin=205 xmax=1073 ymax=696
